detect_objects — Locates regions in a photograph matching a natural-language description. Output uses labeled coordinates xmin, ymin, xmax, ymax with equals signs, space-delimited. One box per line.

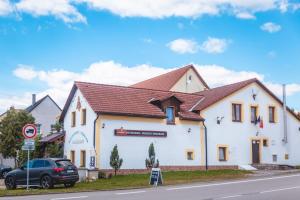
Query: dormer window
xmin=166 ymin=107 xmax=175 ymax=124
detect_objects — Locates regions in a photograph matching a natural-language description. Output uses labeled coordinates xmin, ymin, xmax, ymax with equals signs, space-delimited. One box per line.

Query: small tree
xmin=52 ymin=121 xmax=62 ymax=133
xmin=110 ymin=145 xmax=123 ymax=176
xmin=0 ymin=109 xmax=35 ymax=167
xmin=145 ymin=143 xmax=159 ymax=169
xmin=45 ymin=143 xmax=63 ymax=158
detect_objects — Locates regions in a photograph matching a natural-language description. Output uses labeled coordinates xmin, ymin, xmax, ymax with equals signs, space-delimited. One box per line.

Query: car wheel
xmin=2 ymin=171 xmax=8 ymax=179
xmin=5 ymin=176 xmax=16 ymax=190
xmin=64 ymin=182 xmax=75 ymax=188
xmin=40 ymin=175 xmax=53 ymax=189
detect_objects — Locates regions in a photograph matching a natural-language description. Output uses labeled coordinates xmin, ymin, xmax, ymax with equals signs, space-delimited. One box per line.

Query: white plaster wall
xmin=99 ymin=118 xmax=201 ymax=169
xmin=202 ymin=82 xmax=300 ymax=166
xmin=63 ymin=89 xmax=97 ymax=169
xmin=30 ymin=97 xmax=61 ymax=136
xmin=171 ymin=69 xmax=207 ymax=93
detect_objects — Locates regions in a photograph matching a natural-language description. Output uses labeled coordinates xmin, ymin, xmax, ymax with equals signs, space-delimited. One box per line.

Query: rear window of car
xmin=56 ymin=160 xmax=73 ymax=167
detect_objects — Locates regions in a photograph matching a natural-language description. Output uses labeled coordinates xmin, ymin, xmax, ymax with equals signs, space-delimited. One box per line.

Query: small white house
xmin=61 ymin=65 xmax=300 ymax=172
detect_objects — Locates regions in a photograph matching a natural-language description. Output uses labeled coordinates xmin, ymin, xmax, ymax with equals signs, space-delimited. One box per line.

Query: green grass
xmin=0 ymin=169 xmax=251 ymax=197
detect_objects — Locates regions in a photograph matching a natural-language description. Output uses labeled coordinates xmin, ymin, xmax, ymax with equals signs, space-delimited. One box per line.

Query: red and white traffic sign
xmin=22 ymin=124 xmax=37 ymax=139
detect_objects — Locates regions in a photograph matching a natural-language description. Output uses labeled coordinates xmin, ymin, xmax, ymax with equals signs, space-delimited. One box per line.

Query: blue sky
xmin=1 ymin=0 xmax=300 ymax=112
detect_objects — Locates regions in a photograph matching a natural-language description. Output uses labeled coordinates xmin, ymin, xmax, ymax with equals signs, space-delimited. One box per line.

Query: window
xmin=35 ymin=124 xmax=41 ymax=134
xmin=32 ymin=160 xmax=44 ymax=168
xmin=272 ymin=154 xmax=277 ymax=162
xmin=186 ymin=151 xmax=194 ymax=160
xmin=269 ymin=106 xmax=276 ymax=123
xmin=232 ymin=104 xmax=242 ymax=122
xmin=81 ymin=109 xmax=86 ymax=125
xmin=80 ymin=150 xmax=86 ymax=168
xmin=166 ymin=107 xmax=175 ymax=124
xmin=70 ymin=150 xmax=75 ymax=164
xmin=44 ymin=160 xmax=52 ymax=168
xmin=263 ymin=139 xmax=268 ymax=147
xmin=285 ymin=154 xmax=289 ymax=160
xmin=71 ymin=111 xmax=76 ymax=127
xmin=218 ymin=146 xmax=228 ymax=161
xmin=250 ymin=106 xmax=258 ymax=123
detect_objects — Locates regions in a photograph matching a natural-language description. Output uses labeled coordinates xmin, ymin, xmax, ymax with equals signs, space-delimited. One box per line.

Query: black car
xmin=5 ymin=158 xmax=79 ymax=189
xmin=0 ymin=164 xmax=12 ymax=179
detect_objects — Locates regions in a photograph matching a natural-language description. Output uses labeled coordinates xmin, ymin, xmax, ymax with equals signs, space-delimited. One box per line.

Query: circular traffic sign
xmin=22 ymin=124 xmax=37 ymax=139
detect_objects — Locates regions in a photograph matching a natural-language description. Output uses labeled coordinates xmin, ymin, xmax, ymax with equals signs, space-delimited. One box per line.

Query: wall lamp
xmin=188 ymin=128 xmax=192 ymax=133
xmin=217 ymin=117 xmax=224 ymax=125
xmin=102 ymin=123 xmax=105 ymax=129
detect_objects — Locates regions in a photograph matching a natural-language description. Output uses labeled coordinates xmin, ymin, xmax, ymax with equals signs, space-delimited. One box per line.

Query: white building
xmin=61 ymin=65 xmax=300 ymax=172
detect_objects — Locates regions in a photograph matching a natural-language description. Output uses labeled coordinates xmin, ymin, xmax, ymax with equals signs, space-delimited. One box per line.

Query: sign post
xmin=149 ymin=168 xmax=163 ymax=186
xmin=22 ymin=124 xmax=37 ymax=191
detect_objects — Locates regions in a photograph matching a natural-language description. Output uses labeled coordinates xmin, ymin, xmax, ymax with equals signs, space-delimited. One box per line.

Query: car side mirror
xmin=20 ymin=166 xmax=24 ymax=170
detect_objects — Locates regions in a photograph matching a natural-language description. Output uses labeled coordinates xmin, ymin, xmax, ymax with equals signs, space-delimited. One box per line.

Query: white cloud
xmin=77 ymin=0 xmax=279 ymax=19
xmin=4 ymin=60 xmax=300 ymax=113
xmin=235 ymin=12 xmax=256 ymax=19
xmin=0 ymin=0 xmax=13 ymax=16
xmin=15 ymin=0 xmax=86 ymax=23
xmin=167 ymin=39 xmax=198 ymax=54
xmin=261 ymin=22 xmax=282 ymax=33
xmin=0 ymin=0 xmax=298 ymax=23
xmin=13 ymin=64 xmax=38 ymax=80
xmin=200 ymin=37 xmax=229 ymax=54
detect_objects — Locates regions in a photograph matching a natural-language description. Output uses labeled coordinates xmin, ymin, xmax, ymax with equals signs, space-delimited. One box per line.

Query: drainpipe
xmin=203 ymin=120 xmax=208 ymax=171
xmin=283 ymin=84 xmax=288 ymax=143
xmin=93 ymin=114 xmax=100 ymax=149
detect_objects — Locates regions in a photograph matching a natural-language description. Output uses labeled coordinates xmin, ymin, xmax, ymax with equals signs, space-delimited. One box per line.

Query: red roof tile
xmin=60 ymin=81 xmax=205 ymax=122
xmin=131 ymin=64 xmax=209 ymax=90
xmin=193 ymin=78 xmax=299 ymax=121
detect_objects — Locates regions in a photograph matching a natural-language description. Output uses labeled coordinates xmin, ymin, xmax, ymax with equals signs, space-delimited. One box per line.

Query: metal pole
xmin=27 ymin=149 xmax=29 ymax=191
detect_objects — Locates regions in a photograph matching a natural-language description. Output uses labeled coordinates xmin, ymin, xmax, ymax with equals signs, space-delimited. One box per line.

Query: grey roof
xmin=26 ymin=95 xmax=62 ymax=113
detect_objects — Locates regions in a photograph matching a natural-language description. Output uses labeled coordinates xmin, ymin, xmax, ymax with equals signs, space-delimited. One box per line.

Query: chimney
xmin=32 ymin=94 xmax=36 ymax=105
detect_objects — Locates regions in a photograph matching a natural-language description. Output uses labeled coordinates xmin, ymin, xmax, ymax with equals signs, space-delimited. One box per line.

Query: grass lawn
xmin=0 ymin=169 xmax=251 ymax=197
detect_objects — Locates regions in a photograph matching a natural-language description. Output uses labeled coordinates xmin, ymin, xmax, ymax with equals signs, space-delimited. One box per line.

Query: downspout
xmin=203 ymin=120 xmax=208 ymax=171
xmin=283 ymin=84 xmax=288 ymax=143
xmin=93 ymin=114 xmax=100 ymax=149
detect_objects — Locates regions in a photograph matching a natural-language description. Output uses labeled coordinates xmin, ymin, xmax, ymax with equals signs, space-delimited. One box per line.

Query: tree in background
xmin=52 ymin=121 xmax=62 ymax=133
xmin=145 ymin=143 xmax=159 ymax=169
xmin=45 ymin=143 xmax=63 ymax=158
xmin=110 ymin=145 xmax=123 ymax=176
xmin=0 ymin=109 xmax=34 ymax=167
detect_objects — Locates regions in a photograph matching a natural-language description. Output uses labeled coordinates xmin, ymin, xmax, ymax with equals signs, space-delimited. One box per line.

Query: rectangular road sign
xmin=22 ymin=145 xmax=35 ymax=151
xmin=24 ymin=139 xmax=35 ymax=146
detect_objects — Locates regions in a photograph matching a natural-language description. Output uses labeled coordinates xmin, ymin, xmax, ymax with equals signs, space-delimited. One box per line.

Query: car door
xmin=30 ymin=160 xmax=45 ymax=185
xmin=16 ymin=161 xmax=33 ymax=185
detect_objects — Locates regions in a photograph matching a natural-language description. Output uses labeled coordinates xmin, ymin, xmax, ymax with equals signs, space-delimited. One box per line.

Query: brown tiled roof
xmin=60 ymin=81 xmax=205 ymax=122
xmin=193 ymin=78 xmax=300 ymax=121
xmin=193 ymin=79 xmax=257 ymax=111
xmin=131 ymin=64 xmax=209 ymax=90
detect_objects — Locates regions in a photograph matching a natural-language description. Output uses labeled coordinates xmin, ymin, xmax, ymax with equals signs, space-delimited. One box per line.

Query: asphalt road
xmin=2 ymin=173 xmax=300 ymax=200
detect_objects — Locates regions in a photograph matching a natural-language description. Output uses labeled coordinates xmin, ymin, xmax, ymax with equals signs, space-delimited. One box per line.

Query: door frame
xmin=250 ymin=137 xmax=263 ymax=164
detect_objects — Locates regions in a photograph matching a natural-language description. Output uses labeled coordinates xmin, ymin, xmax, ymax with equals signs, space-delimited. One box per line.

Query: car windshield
xmin=56 ymin=160 xmax=73 ymax=167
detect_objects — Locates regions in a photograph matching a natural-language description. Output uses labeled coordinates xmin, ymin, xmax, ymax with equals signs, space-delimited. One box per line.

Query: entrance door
xmin=252 ymin=140 xmax=260 ymax=164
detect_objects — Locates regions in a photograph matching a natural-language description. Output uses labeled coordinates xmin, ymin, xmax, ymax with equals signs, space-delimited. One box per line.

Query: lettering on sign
xmin=114 ymin=129 xmax=167 ymax=137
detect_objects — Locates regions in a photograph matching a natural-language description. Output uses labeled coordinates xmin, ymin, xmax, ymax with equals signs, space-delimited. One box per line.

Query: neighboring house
xmin=0 ymin=94 xmax=62 ymax=167
xmin=61 ymin=64 xmax=300 ymax=172
xmin=25 ymin=94 xmax=62 ymax=136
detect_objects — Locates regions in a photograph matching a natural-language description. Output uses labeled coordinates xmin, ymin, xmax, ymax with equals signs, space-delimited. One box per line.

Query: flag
xmin=255 ymin=116 xmax=261 ymax=125
xmin=259 ymin=118 xmax=264 ymax=129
